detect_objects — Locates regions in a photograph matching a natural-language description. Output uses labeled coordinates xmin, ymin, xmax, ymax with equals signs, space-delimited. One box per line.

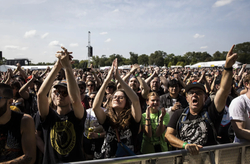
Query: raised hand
xmin=225 ymin=45 xmax=238 ymax=68
xmin=146 ymin=105 xmax=152 ymax=119
xmin=16 ymin=63 xmax=21 ymax=71
xmin=106 ymin=59 xmax=115 ymax=81
xmin=113 ymin=58 xmax=120 ymax=78
xmin=56 ymin=47 xmax=73 ymax=68
xmin=172 ymin=102 xmax=181 ymax=111
xmin=130 ymin=64 xmax=140 ymax=74
xmin=159 ymin=107 xmax=166 ymax=122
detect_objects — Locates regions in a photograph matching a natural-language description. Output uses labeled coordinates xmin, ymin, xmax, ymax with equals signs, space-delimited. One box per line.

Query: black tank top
xmin=0 ymin=110 xmax=24 ymax=162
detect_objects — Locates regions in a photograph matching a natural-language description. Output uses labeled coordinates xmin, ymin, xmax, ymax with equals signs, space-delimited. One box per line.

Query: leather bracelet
xmin=145 ymin=118 xmax=151 ymax=120
xmin=182 ymin=142 xmax=188 ymax=149
xmin=145 ymin=124 xmax=151 ymax=126
xmin=224 ymin=67 xmax=233 ymax=71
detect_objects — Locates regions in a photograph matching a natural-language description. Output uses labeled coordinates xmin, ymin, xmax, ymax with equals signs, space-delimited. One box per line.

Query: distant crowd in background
xmin=1 ymin=45 xmax=250 ymax=164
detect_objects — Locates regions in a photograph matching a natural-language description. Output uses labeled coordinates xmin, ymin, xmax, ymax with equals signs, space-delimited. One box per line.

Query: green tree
xmin=233 ymin=42 xmax=250 ymax=64
xmin=78 ymin=60 xmax=88 ymax=69
xmin=149 ymin=51 xmax=166 ymax=66
xmin=72 ymin=59 xmax=80 ymax=68
xmin=168 ymin=61 xmax=173 ymax=68
xmin=138 ymin=54 xmax=148 ymax=66
xmin=129 ymin=52 xmax=138 ymax=64
xmin=0 ymin=57 xmax=6 ymax=65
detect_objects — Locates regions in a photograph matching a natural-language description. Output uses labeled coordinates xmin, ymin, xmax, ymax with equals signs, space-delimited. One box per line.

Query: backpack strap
xmin=201 ymin=109 xmax=219 ymax=145
xmin=177 ymin=106 xmax=219 ymax=145
xmin=176 ymin=107 xmax=189 ymax=138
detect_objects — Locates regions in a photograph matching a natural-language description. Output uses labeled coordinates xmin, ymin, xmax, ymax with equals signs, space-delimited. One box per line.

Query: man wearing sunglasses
xmin=165 ymin=45 xmax=238 ymax=155
xmin=37 ymin=47 xmax=85 ymax=163
xmin=0 ymin=83 xmax=36 ymax=164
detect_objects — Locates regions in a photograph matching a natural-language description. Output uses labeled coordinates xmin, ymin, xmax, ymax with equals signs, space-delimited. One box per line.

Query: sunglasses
xmin=87 ymin=84 xmax=94 ymax=87
xmin=112 ymin=95 xmax=125 ymax=100
xmin=54 ymin=89 xmax=68 ymax=97
xmin=187 ymin=90 xmax=204 ymax=96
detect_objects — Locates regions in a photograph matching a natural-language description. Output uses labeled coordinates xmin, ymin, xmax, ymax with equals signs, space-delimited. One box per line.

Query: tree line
xmin=30 ymin=42 xmax=250 ymax=68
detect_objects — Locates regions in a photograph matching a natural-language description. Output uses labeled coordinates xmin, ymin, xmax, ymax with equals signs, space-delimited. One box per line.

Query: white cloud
xmin=21 ymin=0 xmax=47 ymax=4
xmin=5 ymin=45 xmax=19 ymax=50
xmin=213 ymin=0 xmax=233 ymax=7
xmin=41 ymin=32 xmax=49 ymax=39
xmin=200 ymin=46 xmax=208 ymax=49
xmin=69 ymin=43 xmax=79 ymax=47
xmin=24 ymin=30 xmax=37 ymax=38
xmin=20 ymin=47 xmax=28 ymax=50
xmin=49 ymin=40 xmax=62 ymax=47
xmin=105 ymin=38 xmax=111 ymax=42
xmin=193 ymin=33 xmax=205 ymax=38
xmin=100 ymin=32 xmax=108 ymax=35
xmin=5 ymin=45 xmax=28 ymax=50
xmin=113 ymin=9 xmax=119 ymax=12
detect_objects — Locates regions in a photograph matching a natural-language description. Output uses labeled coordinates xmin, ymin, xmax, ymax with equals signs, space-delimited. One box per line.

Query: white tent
xmin=187 ymin=61 xmax=242 ymax=68
xmin=0 ymin=65 xmax=17 ymax=72
xmin=21 ymin=65 xmax=54 ymax=70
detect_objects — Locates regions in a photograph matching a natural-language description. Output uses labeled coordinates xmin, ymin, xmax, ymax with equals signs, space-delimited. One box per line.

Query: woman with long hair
xmin=92 ymin=59 xmax=141 ymax=158
xmin=141 ymin=92 xmax=169 ymax=154
xmin=86 ymin=79 xmax=97 ymax=95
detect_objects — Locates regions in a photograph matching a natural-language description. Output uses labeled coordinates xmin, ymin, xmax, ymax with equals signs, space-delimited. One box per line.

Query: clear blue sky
xmin=1 ymin=0 xmax=249 ymax=64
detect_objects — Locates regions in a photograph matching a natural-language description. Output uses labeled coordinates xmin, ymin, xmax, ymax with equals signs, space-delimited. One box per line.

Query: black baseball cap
xmin=185 ymin=82 xmax=206 ymax=93
xmin=53 ymin=79 xmax=67 ymax=88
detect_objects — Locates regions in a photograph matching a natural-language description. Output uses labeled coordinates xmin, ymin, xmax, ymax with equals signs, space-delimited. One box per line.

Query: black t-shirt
xmin=98 ymin=115 xmax=140 ymax=158
xmin=0 ymin=111 xmax=24 ymax=162
xmin=40 ymin=108 xmax=85 ymax=164
xmin=168 ymin=101 xmax=223 ymax=146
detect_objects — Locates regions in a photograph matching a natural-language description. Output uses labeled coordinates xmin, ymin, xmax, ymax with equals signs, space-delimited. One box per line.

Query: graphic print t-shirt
xmin=0 ymin=111 xmax=23 ymax=162
xmin=99 ymin=115 xmax=140 ymax=158
xmin=41 ymin=108 xmax=85 ymax=164
xmin=168 ymin=101 xmax=223 ymax=146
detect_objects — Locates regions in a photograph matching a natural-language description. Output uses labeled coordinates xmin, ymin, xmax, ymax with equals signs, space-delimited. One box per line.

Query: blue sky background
xmin=0 ymin=0 xmax=249 ymax=64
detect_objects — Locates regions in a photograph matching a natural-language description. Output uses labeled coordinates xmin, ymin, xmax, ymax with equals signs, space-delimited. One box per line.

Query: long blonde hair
xmin=106 ymin=90 xmax=132 ymax=130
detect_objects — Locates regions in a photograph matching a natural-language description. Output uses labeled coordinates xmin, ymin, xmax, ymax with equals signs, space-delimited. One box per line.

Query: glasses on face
xmin=112 ymin=95 xmax=125 ymax=100
xmin=87 ymin=84 xmax=94 ymax=87
xmin=187 ymin=90 xmax=204 ymax=96
xmin=54 ymin=89 xmax=68 ymax=97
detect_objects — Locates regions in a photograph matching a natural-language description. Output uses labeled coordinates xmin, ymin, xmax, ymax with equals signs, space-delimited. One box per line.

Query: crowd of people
xmin=1 ymin=44 xmax=250 ymax=164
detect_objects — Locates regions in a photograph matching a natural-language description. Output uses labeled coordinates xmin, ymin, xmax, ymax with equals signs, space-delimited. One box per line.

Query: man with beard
xmin=149 ymin=77 xmax=165 ymax=96
xmin=37 ymin=47 xmax=85 ymax=163
xmin=165 ymin=45 xmax=238 ymax=155
xmin=0 ymin=83 xmax=36 ymax=163
xmin=122 ymin=64 xmax=150 ymax=113
xmin=128 ymin=76 xmax=150 ymax=113
xmin=160 ymin=79 xmax=188 ymax=118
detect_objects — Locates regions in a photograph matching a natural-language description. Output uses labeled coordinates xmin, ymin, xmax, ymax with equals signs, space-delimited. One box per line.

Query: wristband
xmin=224 ymin=67 xmax=233 ymax=71
xmin=145 ymin=118 xmax=151 ymax=120
xmin=182 ymin=142 xmax=188 ymax=149
xmin=98 ymin=133 xmax=100 ymax=138
xmin=145 ymin=124 xmax=151 ymax=126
